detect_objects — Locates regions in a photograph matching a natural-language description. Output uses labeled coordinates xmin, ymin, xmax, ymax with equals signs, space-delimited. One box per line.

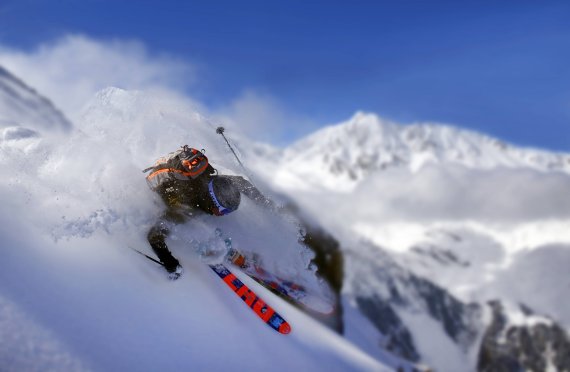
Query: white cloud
xmin=211 ymin=89 xmax=317 ymax=144
xmin=348 ymin=164 xmax=570 ymax=223
xmin=0 ymin=34 xmax=310 ymax=145
xmin=0 ymin=35 xmax=194 ymax=119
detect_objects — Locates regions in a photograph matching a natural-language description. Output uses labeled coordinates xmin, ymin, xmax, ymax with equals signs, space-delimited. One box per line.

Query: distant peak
xmin=95 ymin=86 xmax=129 ymax=100
xmin=350 ymin=111 xmax=376 ymax=122
xmin=348 ymin=111 xmax=380 ymax=127
xmin=343 ymin=111 xmax=400 ymax=132
xmin=89 ymin=87 xmax=144 ymax=110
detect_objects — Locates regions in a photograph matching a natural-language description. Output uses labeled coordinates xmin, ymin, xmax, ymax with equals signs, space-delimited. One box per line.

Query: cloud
xmin=0 ymin=35 xmax=194 ymax=119
xmin=0 ymin=34 xmax=316 ymax=145
xmin=211 ymin=89 xmax=318 ymax=144
xmin=212 ymin=90 xmax=286 ymax=142
xmin=347 ymin=164 xmax=570 ymax=223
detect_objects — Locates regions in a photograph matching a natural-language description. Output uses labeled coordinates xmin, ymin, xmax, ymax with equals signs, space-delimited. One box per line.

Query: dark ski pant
xmin=147 ymin=209 xmax=188 ymax=272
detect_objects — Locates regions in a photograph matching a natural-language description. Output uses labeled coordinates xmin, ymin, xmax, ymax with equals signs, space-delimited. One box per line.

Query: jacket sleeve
xmin=226 ymin=176 xmax=276 ymax=210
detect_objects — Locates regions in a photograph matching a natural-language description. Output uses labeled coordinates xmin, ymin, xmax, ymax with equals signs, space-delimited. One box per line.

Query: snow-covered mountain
xmin=257 ymin=112 xmax=570 ymax=371
xmin=2 ymin=63 xmax=569 ymax=371
xmin=270 ymin=112 xmax=570 ymax=192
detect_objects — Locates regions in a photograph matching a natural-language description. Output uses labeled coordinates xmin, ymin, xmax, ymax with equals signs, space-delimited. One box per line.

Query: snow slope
xmin=0 ymin=218 xmax=385 ymax=371
xmin=0 ymin=86 xmax=399 ymax=371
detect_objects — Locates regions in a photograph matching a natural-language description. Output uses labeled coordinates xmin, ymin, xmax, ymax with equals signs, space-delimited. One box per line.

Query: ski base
xmin=209 ymin=264 xmax=291 ymax=335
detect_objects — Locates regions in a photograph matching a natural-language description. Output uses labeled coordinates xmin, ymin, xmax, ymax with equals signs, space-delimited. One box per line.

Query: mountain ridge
xmin=273 ymin=111 xmax=570 ymax=192
xmin=0 ymin=65 xmax=72 ymax=136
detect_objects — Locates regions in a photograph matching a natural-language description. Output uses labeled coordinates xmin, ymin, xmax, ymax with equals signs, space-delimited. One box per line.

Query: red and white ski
xmin=209 ymin=263 xmax=291 ymax=335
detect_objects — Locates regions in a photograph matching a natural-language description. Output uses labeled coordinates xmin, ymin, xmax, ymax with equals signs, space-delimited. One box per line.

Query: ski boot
xmin=226 ymin=248 xmax=248 ymax=268
xmin=225 ymin=248 xmax=262 ymax=270
xmin=167 ymin=264 xmax=184 ymax=281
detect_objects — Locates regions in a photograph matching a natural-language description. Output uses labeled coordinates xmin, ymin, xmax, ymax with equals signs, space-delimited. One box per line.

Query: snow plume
xmin=0 ymin=35 xmax=194 ymax=119
xmin=0 ymin=87 xmax=392 ymax=371
xmin=212 ymin=89 xmax=318 ymax=144
xmin=0 ymin=34 xmax=313 ymax=145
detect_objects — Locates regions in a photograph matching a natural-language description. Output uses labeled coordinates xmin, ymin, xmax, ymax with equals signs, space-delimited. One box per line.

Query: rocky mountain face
xmin=478 ymin=301 xmax=570 ymax=372
xmin=343 ymin=239 xmax=481 ymax=369
xmin=0 ymin=65 xmax=72 ymax=139
xmin=357 ymin=237 xmax=570 ymax=371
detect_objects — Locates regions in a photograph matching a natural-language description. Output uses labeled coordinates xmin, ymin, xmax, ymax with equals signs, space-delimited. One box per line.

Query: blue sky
xmin=1 ymin=1 xmax=569 ymax=150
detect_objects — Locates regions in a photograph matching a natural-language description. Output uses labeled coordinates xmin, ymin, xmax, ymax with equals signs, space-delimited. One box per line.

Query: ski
xmin=218 ymin=230 xmax=336 ymax=315
xmin=130 ymin=246 xmax=291 ymax=334
xmin=209 ymin=263 xmax=291 ymax=334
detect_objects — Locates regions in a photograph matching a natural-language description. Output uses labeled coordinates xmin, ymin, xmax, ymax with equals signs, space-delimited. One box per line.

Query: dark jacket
xmin=156 ymin=174 xmax=273 ymax=216
xmin=147 ymin=172 xmax=273 ymax=271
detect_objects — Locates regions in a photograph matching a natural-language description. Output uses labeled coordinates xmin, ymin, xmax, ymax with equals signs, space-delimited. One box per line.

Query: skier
xmin=145 ymin=146 xmax=275 ymax=280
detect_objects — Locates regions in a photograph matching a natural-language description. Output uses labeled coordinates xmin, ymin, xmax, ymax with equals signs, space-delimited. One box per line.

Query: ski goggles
xmin=208 ymin=179 xmax=234 ymax=216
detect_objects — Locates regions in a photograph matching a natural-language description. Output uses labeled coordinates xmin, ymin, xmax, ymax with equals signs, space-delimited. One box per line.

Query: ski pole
xmin=129 ymin=246 xmax=164 ymax=266
xmin=216 ymin=127 xmax=246 ymax=169
xmin=216 ymin=126 xmax=256 ymax=186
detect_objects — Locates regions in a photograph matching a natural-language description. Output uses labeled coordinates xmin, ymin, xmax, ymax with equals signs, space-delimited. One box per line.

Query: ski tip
xmin=279 ymin=322 xmax=292 ymax=335
xmin=268 ymin=313 xmax=292 ymax=334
